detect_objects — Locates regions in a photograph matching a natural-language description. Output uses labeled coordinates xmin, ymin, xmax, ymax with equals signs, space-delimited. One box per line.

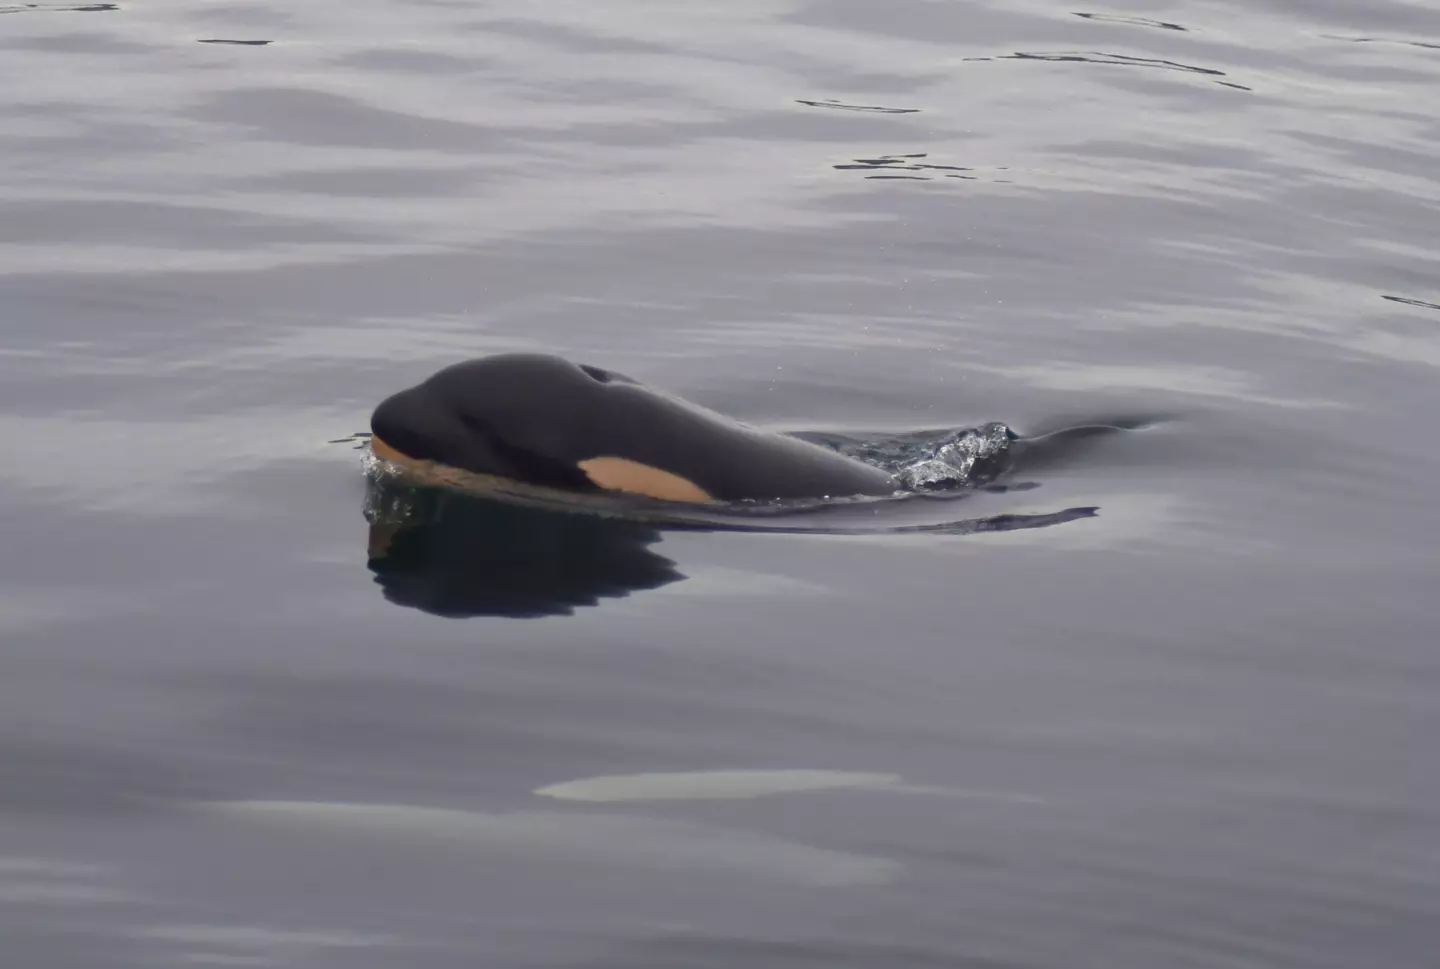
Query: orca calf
xmin=370 ymin=353 xmax=897 ymax=503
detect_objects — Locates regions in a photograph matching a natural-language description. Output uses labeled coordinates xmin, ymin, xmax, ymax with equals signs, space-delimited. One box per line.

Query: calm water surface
xmin=3 ymin=1 xmax=1439 ymax=966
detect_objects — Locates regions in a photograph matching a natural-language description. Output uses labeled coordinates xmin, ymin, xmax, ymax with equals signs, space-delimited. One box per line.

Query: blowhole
xmin=579 ymin=364 xmax=613 ymax=383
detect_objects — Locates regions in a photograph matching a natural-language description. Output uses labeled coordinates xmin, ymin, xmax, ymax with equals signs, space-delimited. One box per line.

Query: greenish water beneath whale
xmin=3 ymin=1 xmax=1439 ymax=967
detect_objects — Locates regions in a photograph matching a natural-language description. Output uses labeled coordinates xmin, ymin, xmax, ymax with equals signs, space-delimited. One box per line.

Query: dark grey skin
xmin=370 ymin=353 xmax=898 ymax=502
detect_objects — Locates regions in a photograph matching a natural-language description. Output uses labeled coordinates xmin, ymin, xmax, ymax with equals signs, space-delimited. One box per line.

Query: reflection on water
xmin=206 ymin=799 xmax=899 ymax=887
xmin=534 ymin=769 xmax=905 ymax=802
xmin=360 ymin=469 xmax=1101 ymax=617
xmin=364 ymin=475 xmax=685 ymax=619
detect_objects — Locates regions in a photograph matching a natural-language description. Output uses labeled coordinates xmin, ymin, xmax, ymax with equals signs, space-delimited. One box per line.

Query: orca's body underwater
xmin=370 ymin=353 xmax=897 ymax=504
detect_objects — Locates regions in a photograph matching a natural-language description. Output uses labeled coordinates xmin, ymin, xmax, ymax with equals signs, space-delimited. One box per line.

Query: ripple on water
xmin=0 ymin=3 xmax=118 ymax=12
xmin=795 ymin=98 xmax=920 ymax=114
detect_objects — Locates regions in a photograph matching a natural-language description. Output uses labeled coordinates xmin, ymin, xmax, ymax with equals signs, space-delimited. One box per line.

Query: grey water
xmin=3 ymin=0 xmax=1439 ymax=966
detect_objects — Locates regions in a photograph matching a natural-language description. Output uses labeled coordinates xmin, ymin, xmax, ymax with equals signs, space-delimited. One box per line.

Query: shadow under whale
xmin=361 ymin=469 xmax=1100 ymax=619
xmin=364 ymin=474 xmax=686 ymax=619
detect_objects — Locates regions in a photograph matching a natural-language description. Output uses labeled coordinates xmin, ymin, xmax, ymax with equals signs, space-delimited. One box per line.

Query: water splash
xmin=806 ymin=422 xmax=1015 ymax=493
xmin=896 ymin=423 xmax=1013 ymax=491
xmin=361 ymin=451 xmax=420 ymax=526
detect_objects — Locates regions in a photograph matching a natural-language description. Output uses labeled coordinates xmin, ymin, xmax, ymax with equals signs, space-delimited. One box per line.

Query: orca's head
xmin=369 ymin=353 xmax=631 ymax=490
